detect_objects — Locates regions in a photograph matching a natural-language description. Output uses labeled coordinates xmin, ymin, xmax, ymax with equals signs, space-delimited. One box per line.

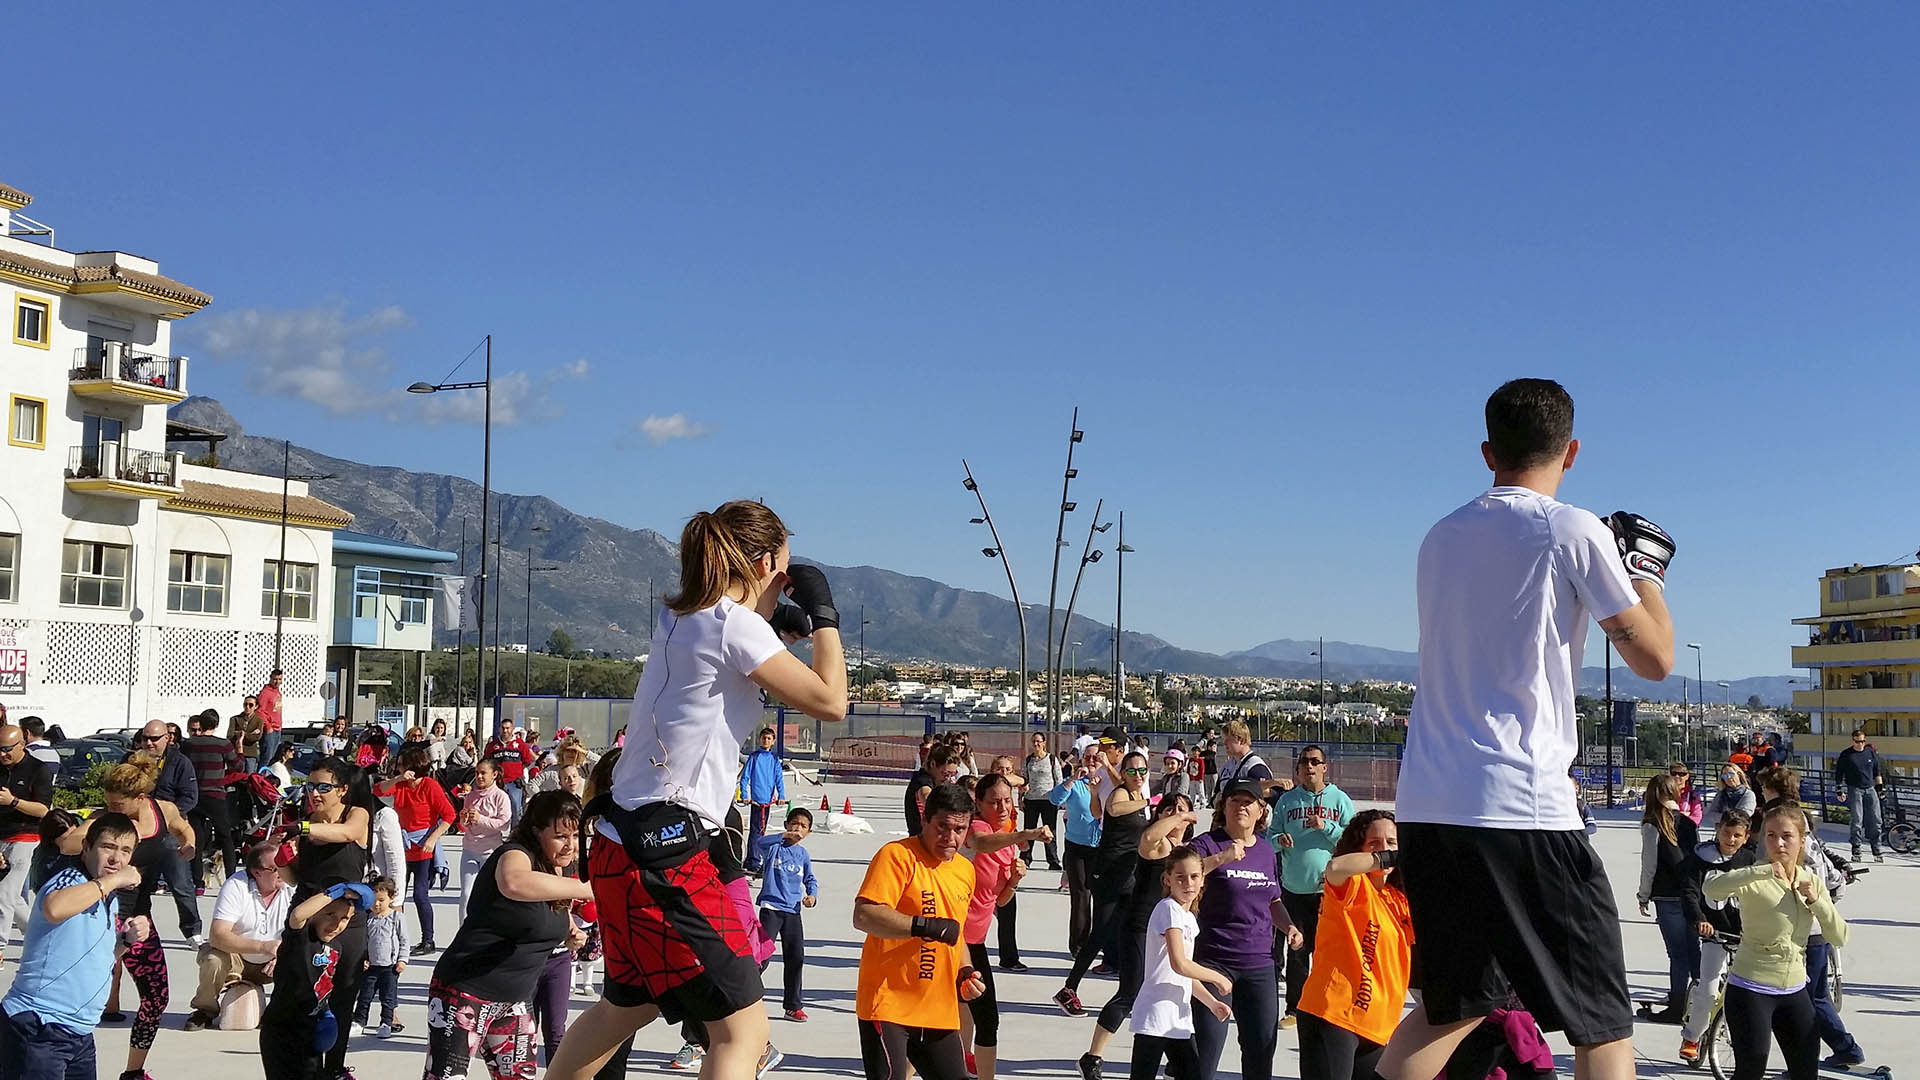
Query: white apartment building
xmin=1 ymin=179 xmax=349 ymax=735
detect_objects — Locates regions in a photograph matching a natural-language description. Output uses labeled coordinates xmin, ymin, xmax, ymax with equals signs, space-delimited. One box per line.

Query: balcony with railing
xmin=68 ymin=344 xmax=188 ymax=404
xmin=64 ymin=443 xmax=184 ymax=498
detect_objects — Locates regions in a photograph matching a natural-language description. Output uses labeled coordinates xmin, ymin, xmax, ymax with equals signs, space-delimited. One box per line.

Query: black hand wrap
xmin=1373 ymin=849 xmax=1400 ymax=870
xmin=768 ymin=603 xmax=813 ymax=639
xmin=1606 ymin=511 xmax=1675 ymax=589
xmin=912 ymin=915 xmax=960 ymax=945
xmin=783 ymin=563 xmax=840 ymax=630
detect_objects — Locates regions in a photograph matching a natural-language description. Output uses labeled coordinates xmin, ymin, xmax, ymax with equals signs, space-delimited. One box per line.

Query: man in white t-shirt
xmin=1380 ymin=379 xmax=1675 ymax=1080
xmin=185 ymin=842 xmax=293 ymax=1031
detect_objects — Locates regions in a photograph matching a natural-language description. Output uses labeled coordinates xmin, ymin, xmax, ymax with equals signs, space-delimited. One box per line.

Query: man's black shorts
xmin=1398 ymin=822 xmax=1632 ymax=1047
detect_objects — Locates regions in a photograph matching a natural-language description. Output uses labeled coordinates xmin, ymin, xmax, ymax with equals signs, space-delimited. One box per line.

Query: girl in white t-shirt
xmin=1131 ymin=846 xmax=1234 ymax=1080
xmin=546 ymin=500 xmax=848 ymax=1080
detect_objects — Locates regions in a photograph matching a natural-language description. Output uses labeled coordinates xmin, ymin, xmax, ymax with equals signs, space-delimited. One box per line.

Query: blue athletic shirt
xmin=2 ymin=866 xmax=119 ymax=1033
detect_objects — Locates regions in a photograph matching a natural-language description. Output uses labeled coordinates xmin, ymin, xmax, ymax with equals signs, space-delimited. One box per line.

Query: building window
xmin=167 ymin=551 xmax=228 ymax=615
xmin=398 ymin=595 xmax=428 ymax=625
xmin=0 ymin=533 xmax=16 ymax=602
xmin=1877 ymin=571 xmax=1904 ymax=598
xmin=60 ymin=540 xmax=129 ymax=608
xmin=262 ymin=560 xmax=317 ymax=620
xmin=8 ymin=396 xmax=44 ymax=449
xmin=13 ymin=295 xmax=50 ymax=349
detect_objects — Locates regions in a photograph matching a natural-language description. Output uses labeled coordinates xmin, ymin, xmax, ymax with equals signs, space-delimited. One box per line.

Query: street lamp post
xmin=858 ymin=606 xmax=872 ymax=691
xmin=1042 ymin=409 xmax=1085 ymax=736
xmin=1686 ymin=642 xmax=1704 ymax=766
xmin=1113 ymin=511 xmax=1133 ymax=728
xmin=273 ymin=438 xmax=335 ymax=673
xmin=1056 ymin=499 xmax=1108 ymax=726
xmin=1715 ymin=679 xmax=1732 ymax=760
xmin=525 ymin=561 xmax=559 ymax=691
xmin=408 ymin=333 xmax=493 ymax=734
xmin=964 ymin=460 xmax=1029 ymax=727
xmin=1310 ymin=638 xmax=1326 ymax=744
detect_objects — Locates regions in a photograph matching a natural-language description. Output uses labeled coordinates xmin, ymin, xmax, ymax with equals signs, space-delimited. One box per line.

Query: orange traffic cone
xmin=820 ymin=795 xmax=830 ymax=812
xmin=843 ymin=798 xmax=854 ymax=815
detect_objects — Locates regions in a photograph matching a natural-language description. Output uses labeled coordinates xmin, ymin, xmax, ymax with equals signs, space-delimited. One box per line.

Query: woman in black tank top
xmin=1075 ymin=792 xmax=1199 ymax=1077
xmin=290 ymin=758 xmax=374 ymax=1080
xmin=1055 ymin=750 xmax=1154 ymax=1012
xmin=103 ymin=755 xmax=197 ymax=1080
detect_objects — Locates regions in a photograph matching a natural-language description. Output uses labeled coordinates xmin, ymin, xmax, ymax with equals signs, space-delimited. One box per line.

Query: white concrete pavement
xmin=6 ymin=782 xmax=1916 ymax=1079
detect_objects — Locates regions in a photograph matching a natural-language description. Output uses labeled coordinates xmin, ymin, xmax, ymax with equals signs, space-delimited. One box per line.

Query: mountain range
xmin=168 ymin=397 xmax=1798 ymax=706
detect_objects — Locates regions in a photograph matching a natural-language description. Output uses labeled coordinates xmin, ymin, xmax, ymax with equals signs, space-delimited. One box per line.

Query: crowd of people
xmin=0 ymin=379 xmax=1889 ymax=1080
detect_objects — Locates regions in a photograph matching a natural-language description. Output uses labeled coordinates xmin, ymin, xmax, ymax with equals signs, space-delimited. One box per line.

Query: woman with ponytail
xmin=546 ymin=501 xmax=848 ymax=1080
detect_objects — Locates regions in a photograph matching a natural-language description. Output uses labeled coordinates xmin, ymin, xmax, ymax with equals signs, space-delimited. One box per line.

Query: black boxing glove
xmin=783 ymin=563 xmax=840 ymax=631
xmin=1606 ymin=511 xmax=1675 ymax=589
xmin=911 ymin=915 xmax=960 ymax=945
xmin=768 ymin=603 xmax=813 ymax=640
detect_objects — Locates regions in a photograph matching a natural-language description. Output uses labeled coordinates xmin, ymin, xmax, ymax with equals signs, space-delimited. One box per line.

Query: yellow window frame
xmin=8 ymin=394 xmax=46 ymax=449
xmin=13 ymin=292 xmax=51 ymax=349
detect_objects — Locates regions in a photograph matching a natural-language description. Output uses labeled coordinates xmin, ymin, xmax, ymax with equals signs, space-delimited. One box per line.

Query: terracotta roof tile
xmin=172 ymin=478 xmax=354 ymax=528
xmin=0 ymin=248 xmax=210 ymax=310
xmin=0 ymin=182 xmax=29 ymax=208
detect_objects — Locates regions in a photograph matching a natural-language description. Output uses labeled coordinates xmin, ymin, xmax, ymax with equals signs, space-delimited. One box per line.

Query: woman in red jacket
xmin=376 ymin=746 xmax=456 ymax=954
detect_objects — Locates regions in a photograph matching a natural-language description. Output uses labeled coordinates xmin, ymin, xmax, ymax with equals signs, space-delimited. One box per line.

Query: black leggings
xmin=860 ymin=1020 xmax=967 ymax=1080
xmin=1095 ymin=921 xmax=1148 ymax=1034
xmin=1022 ymin=800 xmax=1060 ymax=867
xmin=1129 ymin=1033 xmax=1200 ymax=1080
xmin=1063 ymin=842 xmax=1097 ymax=956
xmin=1064 ymin=884 xmax=1129 ymax=992
xmin=324 ymin=914 xmax=367 ymax=1073
xmin=409 ymin=859 xmax=436 ymax=943
xmin=1296 ymin=1011 xmax=1383 ymax=1080
xmin=1280 ymin=888 xmax=1321 ymax=1017
xmin=1723 ymin=983 xmax=1819 ymax=1080
xmin=965 ymin=942 xmax=1000 ymax=1047
xmin=997 ymin=893 xmax=1021 ymax=967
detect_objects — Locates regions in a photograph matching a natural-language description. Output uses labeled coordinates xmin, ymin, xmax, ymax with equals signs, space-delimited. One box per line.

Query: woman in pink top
xmin=458 ymin=759 xmax=514 ymax=918
xmin=959 ymin=771 xmax=1053 ymax=1080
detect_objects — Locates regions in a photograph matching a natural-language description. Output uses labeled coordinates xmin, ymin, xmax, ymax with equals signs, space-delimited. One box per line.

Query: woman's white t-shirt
xmin=1132 ymin=897 xmax=1201 ymax=1038
xmin=607 ymin=598 xmax=786 ymax=831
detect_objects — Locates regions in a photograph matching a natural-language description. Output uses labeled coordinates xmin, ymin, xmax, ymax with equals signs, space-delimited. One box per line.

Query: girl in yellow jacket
xmin=1702 ymin=801 xmax=1847 ymax=1080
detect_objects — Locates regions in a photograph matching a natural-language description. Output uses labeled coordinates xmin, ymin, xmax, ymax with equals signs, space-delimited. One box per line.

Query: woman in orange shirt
xmin=1296 ymin=809 xmax=1412 ymax=1080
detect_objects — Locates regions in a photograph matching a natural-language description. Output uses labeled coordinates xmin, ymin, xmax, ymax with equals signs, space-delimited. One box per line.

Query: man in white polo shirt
xmin=1380 ymin=379 xmax=1676 ymax=1080
xmin=184 ymin=842 xmax=292 ymax=1031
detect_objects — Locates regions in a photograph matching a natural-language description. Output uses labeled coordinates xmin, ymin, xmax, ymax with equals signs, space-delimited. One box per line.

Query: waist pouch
xmin=586 ymin=793 xmax=709 ymax=872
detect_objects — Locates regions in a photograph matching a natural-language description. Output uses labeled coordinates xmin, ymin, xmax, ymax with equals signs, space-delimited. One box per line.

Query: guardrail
xmin=69 ymin=345 xmax=185 ymax=392
xmin=65 ymin=444 xmax=179 ymax=486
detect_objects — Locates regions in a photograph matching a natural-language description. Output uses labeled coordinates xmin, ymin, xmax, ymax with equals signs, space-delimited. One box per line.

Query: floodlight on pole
xmin=964 ymin=459 xmax=1029 ymax=726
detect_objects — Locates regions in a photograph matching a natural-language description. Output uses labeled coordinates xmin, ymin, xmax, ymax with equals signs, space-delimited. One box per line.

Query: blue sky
xmin=11 ymin=6 xmax=1919 ymax=679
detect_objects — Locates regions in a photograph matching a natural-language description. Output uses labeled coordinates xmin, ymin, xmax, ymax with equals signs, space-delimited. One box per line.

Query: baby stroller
xmin=230 ymin=771 xmax=292 ymax=847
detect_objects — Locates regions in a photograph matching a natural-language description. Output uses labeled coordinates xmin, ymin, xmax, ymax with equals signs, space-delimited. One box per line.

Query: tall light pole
xmin=525 ymin=562 xmax=559 ymax=691
xmin=1686 ymin=642 xmax=1704 ymax=766
xmin=1042 ymin=409 xmax=1085 ymax=736
xmin=273 ymin=437 xmax=334 ymax=671
xmin=453 ymin=516 xmax=468 ymax=733
xmin=408 ymin=333 xmax=492 ymax=734
xmin=1113 ymin=511 xmax=1133 ymax=728
xmin=1056 ymin=499 xmax=1108 ymax=722
xmin=1310 ymin=638 xmax=1326 ymax=744
xmin=964 ymin=460 xmax=1028 ymax=726
xmin=490 ymin=535 xmax=505 ymax=703
xmin=858 ymin=606 xmax=872 ymax=690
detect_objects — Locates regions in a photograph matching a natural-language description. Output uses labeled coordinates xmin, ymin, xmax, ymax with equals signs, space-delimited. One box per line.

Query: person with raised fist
xmin=543 ymin=501 xmax=847 ymax=1080
xmin=851 ymin=783 xmax=979 ymax=1080
xmin=1381 ymin=378 xmax=1675 ymax=1080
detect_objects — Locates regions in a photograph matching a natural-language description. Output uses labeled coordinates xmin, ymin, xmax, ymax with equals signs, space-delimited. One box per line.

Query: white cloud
xmin=190 ymin=304 xmax=413 ymax=416
xmin=638 ymin=413 xmax=710 ymax=446
xmin=562 ymin=358 xmax=590 ymax=378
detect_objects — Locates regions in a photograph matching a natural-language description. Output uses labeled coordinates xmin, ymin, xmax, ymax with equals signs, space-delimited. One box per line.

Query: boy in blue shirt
xmin=751 ymin=806 xmax=819 ymax=1021
xmin=1 ymin=812 xmax=144 ymax=1080
xmin=740 ymin=727 xmax=786 ymax=872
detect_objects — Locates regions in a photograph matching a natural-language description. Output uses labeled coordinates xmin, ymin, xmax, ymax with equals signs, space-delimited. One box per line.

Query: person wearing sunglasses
xmin=1668 ymin=764 xmax=1704 ymax=827
xmin=1272 ymin=745 xmax=1356 ymax=1028
xmin=1834 ymin=730 xmax=1886 ymax=863
xmin=0 ymin=723 xmax=55 ymax=970
xmin=286 ymin=757 xmax=376 ymax=1080
xmin=134 ymin=720 xmax=206 ymax=950
xmin=1709 ymin=763 xmax=1757 ymax=821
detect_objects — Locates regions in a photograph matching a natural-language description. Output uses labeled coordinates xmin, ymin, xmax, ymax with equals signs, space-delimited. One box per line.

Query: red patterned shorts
xmin=589 ymin=833 xmax=763 ymax=1024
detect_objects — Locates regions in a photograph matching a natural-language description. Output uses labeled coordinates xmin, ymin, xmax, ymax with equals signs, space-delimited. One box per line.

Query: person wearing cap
xmin=1155 ymin=748 xmax=1191 ymax=804
xmin=1190 ymin=778 xmax=1303 ymax=1080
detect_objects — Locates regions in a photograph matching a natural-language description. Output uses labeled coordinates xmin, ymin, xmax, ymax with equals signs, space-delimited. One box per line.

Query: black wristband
xmin=911 ymin=915 xmax=931 ymax=939
xmin=809 ymin=605 xmax=840 ymax=631
xmin=1373 ymin=849 xmax=1400 ymax=870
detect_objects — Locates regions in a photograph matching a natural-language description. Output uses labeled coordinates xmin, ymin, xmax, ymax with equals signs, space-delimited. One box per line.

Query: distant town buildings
xmin=1793 ymin=560 xmax=1920 ymax=774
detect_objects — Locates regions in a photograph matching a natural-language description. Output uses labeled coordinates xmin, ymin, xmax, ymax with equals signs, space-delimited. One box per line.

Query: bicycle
xmin=1881 ymin=788 xmax=1916 ymax=855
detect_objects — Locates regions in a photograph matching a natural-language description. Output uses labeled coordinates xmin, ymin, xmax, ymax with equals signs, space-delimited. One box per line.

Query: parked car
xmin=88 ymin=727 xmax=144 ymax=747
xmin=54 ymin=739 xmax=130 ymax=787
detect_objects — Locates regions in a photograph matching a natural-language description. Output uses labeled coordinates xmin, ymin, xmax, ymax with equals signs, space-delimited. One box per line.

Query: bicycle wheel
xmin=1704 ymin=1003 xmax=1735 ymax=1080
xmin=1889 ymin=822 xmax=1917 ymax=854
xmin=1829 ymin=946 xmax=1844 ymax=1011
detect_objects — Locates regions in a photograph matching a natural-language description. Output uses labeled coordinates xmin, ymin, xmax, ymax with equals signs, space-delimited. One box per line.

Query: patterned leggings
xmin=123 ymin=924 xmax=169 ymax=1051
xmin=423 ymin=980 xmax=537 ymax=1080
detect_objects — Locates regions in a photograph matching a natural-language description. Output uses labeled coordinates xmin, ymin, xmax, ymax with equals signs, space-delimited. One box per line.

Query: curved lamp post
xmin=963 ymin=460 xmax=1029 ymax=726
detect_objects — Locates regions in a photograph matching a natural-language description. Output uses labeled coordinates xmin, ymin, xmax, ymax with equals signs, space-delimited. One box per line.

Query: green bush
xmin=53 ymin=760 xmax=118 ymax=812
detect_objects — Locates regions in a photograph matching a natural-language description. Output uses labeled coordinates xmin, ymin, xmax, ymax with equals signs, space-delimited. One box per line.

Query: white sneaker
xmin=186 ymin=934 xmax=208 ymax=949
xmin=377 ymin=1023 xmax=392 ymax=1039
xmin=361 ymin=1022 xmax=379 ymax=1037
